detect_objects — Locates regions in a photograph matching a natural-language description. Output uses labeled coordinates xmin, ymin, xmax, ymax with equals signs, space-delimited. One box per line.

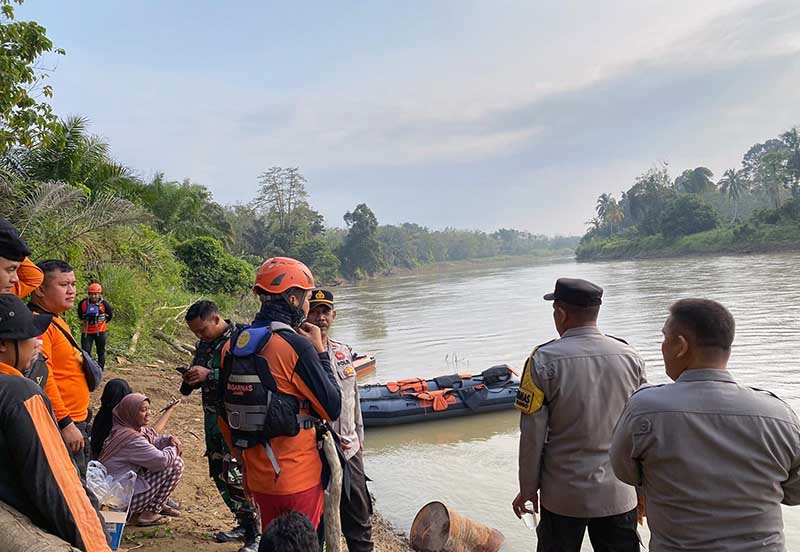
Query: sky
xmin=15 ymin=0 xmax=800 ymax=235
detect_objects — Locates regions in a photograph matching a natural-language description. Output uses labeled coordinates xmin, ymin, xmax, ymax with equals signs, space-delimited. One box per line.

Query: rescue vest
xmin=219 ymin=325 xmax=316 ymax=478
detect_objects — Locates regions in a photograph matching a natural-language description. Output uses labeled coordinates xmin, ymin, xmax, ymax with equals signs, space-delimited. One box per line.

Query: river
xmin=329 ymin=252 xmax=800 ymax=551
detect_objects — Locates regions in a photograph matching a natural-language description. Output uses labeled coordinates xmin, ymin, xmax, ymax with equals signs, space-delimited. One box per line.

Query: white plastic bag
xmin=86 ymin=460 xmax=136 ymax=511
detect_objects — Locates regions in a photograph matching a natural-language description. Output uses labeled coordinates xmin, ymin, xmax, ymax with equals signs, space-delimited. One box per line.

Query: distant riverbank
xmin=575 ymin=222 xmax=800 ymax=262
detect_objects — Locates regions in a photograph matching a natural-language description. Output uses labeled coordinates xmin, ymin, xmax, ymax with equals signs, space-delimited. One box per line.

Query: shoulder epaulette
xmin=748 ymin=386 xmax=787 ymax=404
xmin=606 ymin=334 xmax=629 ymax=345
xmin=630 ymin=383 xmax=666 ymax=397
xmin=533 ymin=338 xmax=558 ymax=353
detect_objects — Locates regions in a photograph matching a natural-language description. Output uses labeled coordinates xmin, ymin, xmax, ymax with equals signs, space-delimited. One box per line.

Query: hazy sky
xmin=17 ymin=0 xmax=800 ymax=235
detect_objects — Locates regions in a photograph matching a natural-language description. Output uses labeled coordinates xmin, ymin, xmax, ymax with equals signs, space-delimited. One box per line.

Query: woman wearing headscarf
xmin=91 ymin=379 xmax=132 ymax=460
xmin=99 ymin=393 xmax=184 ymax=526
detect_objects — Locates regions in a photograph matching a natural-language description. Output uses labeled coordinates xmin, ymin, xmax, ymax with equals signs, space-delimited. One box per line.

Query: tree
xmin=595 ymin=193 xmax=612 ymax=220
xmin=780 ymin=127 xmax=800 ymax=197
xmin=757 ymin=151 xmax=789 ymax=209
xmin=0 ymin=0 xmax=65 ymax=155
xmin=252 ymin=166 xmax=325 ymax=255
xmin=604 ymin=199 xmax=624 ymax=234
xmin=295 ymin=237 xmax=340 ymax=283
xmin=718 ymin=168 xmax=747 ymax=223
xmin=340 ymin=203 xmax=386 ymax=279
xmin=174 ymin=236 xmax=252 ymax=294
xmin=674 ymin=167 xmax=715 ymax=194
xmin=626 ymin=166 xmax=675 ymax=235
xmin=658 ymin=195 xmax=720 ymax=238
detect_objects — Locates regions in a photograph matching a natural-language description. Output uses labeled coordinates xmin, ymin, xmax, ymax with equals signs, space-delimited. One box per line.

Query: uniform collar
xmin=561 ymin=325 xmax=602 ymax=338
xmin=676 ymin=368 xmax=735 ymax=384
xmin=0 ymin=361 xmax=23 ymax=377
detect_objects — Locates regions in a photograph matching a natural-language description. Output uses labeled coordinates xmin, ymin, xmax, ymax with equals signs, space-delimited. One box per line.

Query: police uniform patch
xmin=335 ymin=351 xmax=346 ymax=361
xmin=236 ymin=330 xmax=251 ymax=349
xmin=343 ymin=366 xmax=355 ymax=377
xmin=515 ymin=348 xmax=545 ymax=415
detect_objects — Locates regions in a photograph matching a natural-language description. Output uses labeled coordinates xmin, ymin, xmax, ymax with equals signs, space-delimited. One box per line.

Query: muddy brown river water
xmin=331 ymin=252 xmax=800 ymax=551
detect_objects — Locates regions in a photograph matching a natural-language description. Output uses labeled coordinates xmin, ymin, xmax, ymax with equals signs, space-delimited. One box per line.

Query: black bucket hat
xmin=0 ymin=219 xmax=31 ymax=262
xmin=0 ymin=295 xmax=52 ymax=340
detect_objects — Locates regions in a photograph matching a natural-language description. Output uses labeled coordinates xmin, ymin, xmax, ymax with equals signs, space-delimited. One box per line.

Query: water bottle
xmin=521 ymin=501 xmax=538 ymax=530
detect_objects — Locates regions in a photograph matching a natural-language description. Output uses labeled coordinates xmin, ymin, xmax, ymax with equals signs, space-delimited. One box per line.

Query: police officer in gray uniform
xmin=307 ymin=289 xmax=373 ymax=552
xmin=513 ymin=278 xmax=646 ymax=552
xmin=610 ymin=298 xmax=800 ymax=551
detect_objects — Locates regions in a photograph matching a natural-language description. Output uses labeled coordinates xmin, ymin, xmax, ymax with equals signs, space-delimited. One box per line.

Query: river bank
xmin=574 ymin=221 xmax=800 ymax=262
xmin=96 ymin=361 xmax=412 ymax=552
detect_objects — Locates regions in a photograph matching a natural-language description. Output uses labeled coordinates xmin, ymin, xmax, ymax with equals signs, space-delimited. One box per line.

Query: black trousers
xmin=81 ymin=332 xmax=107 ymax=368
xmin=72 ymin=420 xmax=91 ymax=480
xmin=536 ymin=507 xmax=639 ymax=552
xmin=341 ymin=450 xmax=373 ymax=552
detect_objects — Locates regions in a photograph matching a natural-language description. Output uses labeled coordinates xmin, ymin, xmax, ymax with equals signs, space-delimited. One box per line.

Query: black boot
xmin=236 ymin=520 xmax=260 ymax=552
xmin=213 ymin=524 xmax=246 ymax=543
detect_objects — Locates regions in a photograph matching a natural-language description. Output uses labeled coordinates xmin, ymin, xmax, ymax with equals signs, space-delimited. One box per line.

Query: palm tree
xmin=718 ymin=169 xmax=747 ymax=223
xmin=604 ymin=199 xmax=624 ymax=234
xmin=676 ymin=167 xmax=715 ymax=194
xmin=596 ymin=193 xmax=612 ymax=220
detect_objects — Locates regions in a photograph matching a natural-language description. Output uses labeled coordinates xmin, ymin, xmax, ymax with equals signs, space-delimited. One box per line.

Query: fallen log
xmin=152 ymin=329 xmax=195 ymax=356
xmin=0 ymin=501 xmax=81 ymax=552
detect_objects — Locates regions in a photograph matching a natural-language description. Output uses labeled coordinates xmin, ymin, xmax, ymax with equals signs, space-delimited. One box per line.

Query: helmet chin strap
xmin=280 ymin=290 xmax=308 ymax=329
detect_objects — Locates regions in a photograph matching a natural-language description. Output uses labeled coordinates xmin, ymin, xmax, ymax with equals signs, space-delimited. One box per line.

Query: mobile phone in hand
xmin=175 ymin=366 xmax=189 ymax=375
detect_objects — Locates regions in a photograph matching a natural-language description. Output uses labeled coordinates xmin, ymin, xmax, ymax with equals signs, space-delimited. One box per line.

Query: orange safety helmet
xmin=88 ymin=283 xmax=102 ymax=293
xmin=253 ymin=257 xmax=315 ymax=295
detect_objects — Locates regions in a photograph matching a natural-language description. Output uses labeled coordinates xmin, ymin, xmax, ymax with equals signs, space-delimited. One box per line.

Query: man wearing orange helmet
xmin=77 ymin=283 xmax=113 ymax=368
xmin=218 ymin=257 xmax=341 ymax=533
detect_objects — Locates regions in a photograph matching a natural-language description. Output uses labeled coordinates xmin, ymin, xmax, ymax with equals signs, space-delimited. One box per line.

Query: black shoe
xmin=214 ymin=525 xmax=246 ymax=543
xmin=237 ymin=536 xmax=259 ymax=552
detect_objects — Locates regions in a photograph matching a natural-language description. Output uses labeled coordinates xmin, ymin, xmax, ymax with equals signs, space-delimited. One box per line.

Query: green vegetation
xmin=577 ymin=126 xmax=800 ymax=261
xmin=0 ymin=1 xmax=575 ymax=358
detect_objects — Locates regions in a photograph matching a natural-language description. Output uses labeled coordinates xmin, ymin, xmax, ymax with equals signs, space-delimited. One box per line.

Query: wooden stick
xmin=322 ymin=430 xmax=343 ymax=552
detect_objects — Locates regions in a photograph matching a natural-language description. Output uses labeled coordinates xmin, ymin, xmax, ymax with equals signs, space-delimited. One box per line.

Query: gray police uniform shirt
xmin=328 ymin=338 xmax=364 ymax=461
xmin=610 ymin=369 xmax=800 ymax=552
xmin=519 ymin=325 xmax=646 ymax=518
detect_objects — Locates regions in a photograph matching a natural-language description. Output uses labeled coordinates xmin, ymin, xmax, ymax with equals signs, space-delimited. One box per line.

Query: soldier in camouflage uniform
xmin=183 ymin=300 xmax=259 ymax=552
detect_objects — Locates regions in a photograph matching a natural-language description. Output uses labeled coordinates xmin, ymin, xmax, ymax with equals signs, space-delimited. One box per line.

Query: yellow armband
xmin=514 ymin=349 xmax=545 ymax=415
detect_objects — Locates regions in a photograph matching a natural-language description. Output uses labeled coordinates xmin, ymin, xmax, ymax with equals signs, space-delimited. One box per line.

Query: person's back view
xmin=611 ymin=299 xmax=800 ymax=551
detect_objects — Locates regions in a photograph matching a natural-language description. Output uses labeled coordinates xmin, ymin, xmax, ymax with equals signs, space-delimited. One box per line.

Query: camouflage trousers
xmin=204 ymin=411 xmax=258 ymax=526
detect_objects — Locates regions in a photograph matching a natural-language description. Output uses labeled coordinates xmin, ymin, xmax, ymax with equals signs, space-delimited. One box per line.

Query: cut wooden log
xmin=0 ymin=501 xmax=81 ymax=552
xmin=152 ymin=329 xmax=195 ymax=356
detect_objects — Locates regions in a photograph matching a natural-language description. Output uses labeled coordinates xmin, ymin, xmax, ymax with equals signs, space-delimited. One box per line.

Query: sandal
xmin=159 ymin=506 xmax=181 ymax=517
xmin=132 ymin=514 xmax=168 ymax=527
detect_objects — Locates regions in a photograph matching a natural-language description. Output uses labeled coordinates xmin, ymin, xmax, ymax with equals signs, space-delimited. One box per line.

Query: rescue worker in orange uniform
xmin=29 ymin=259 xmax=92 ymax=478
xmin=77 ymin=283 xmax=113 ymax=368
xmin=218 ymin=257 xmax=341 ymax=532
xmin=0 ymin=218 xmax=43 ymax=298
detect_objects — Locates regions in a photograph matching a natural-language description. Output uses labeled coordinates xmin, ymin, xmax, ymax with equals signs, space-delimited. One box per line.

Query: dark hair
xmin=90 ymin=379 xmax=132 ymax=459
xmin=555 ymin=300 xmax=600 ymax=324
xmin=668 ymin=298 xmax=735 ymax=351
xmin=185 ymin=300 xmax=219 ymax=322
xmin=37 ymin=259 xmax=74 ymax=278
xmin=260 ymin=511 xmax=319 ymax=552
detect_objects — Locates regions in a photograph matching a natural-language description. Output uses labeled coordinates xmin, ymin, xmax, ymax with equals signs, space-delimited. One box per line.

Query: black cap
xmin=543 ymin=278 xmax=603 ymax=307
xmin=0 ymin=295 xmax=52 ymax=340
xmin=309 ymin=289 xmax=334 ymax=308
xmin=0 ymin=219 xmax=31 ymax=262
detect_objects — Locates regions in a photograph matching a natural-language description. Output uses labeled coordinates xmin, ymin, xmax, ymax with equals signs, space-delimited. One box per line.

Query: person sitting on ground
xmin=0 ymin=218 xmax=43 ymax=298
xmin=259 ymin=511 xmax=320 ymax=552
xmin=99 ymin=393 xmax=184 ymax=527
xmin=90 ymin=379 xmax=132 ymax=460
xmin=0 ymin=295 xmax=110 ymax=551
xmin=77 ymin=283 xmax=113 ymax=368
